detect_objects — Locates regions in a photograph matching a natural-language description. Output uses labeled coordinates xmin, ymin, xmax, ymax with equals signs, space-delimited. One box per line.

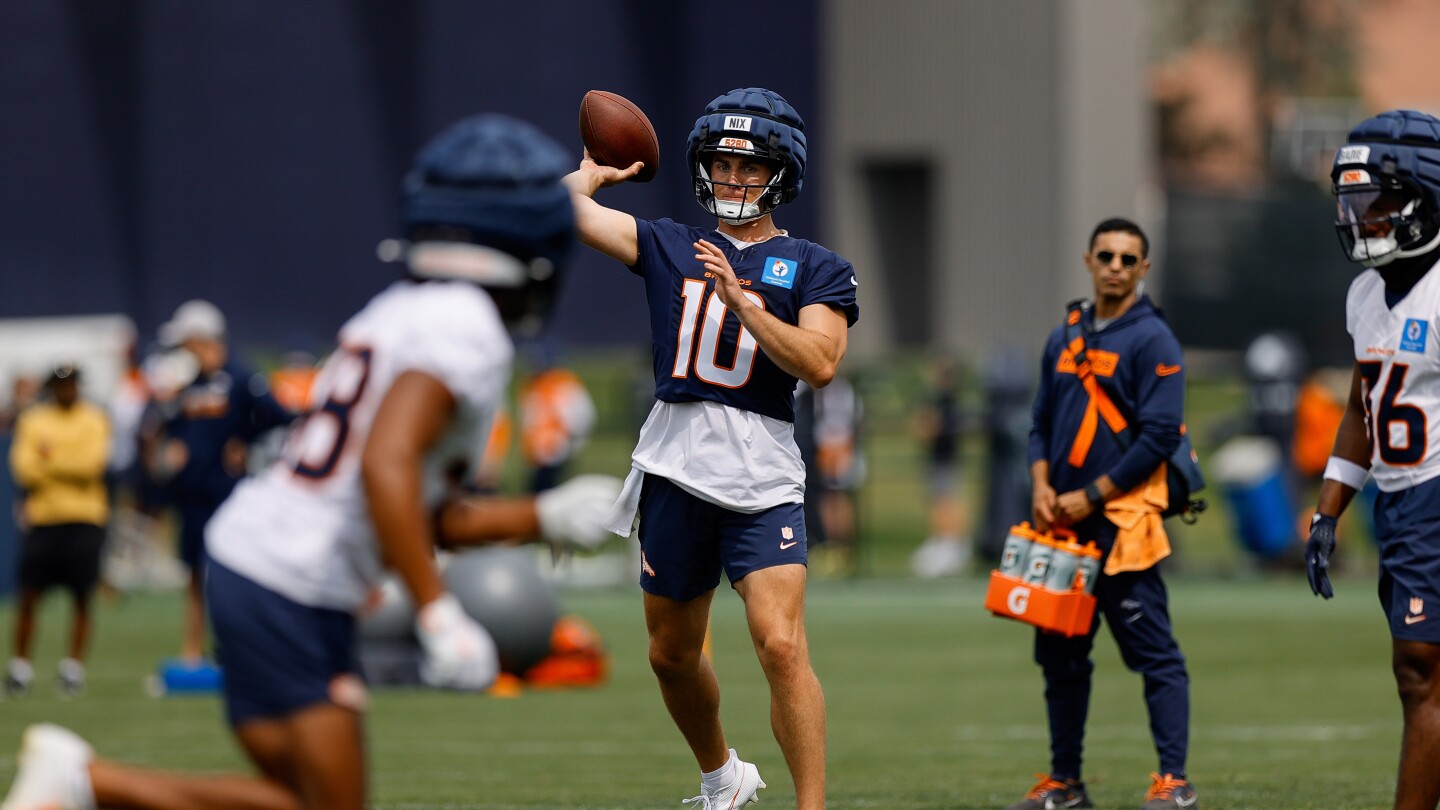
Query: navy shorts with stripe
xmin=637 ymin=474 xmax=807 ymax=602
xmin=207 ymin=560 xmax=360 ymax=727
xmin=1374 ymin=475 xmax=1440 ymax=642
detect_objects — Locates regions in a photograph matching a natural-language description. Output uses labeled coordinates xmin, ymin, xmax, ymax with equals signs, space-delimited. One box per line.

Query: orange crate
xmin=984 ymin=571 xmax=1097 ymax=638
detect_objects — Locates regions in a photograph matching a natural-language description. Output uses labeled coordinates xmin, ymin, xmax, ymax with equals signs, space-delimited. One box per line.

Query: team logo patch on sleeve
xmin=762 ymin=257 xmax=798 ymax=289
xmin=1401 ymin=318 xmax=1429 ymax=353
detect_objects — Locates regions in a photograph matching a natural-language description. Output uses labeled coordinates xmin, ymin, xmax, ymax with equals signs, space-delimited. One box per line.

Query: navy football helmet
xmin=686 ymin=88 xmax=807 ymax=225
xmin=397 ymin=114 xmax=576 ymax=329
xmin=1332 ymin=109 xmax=1440 ymax=267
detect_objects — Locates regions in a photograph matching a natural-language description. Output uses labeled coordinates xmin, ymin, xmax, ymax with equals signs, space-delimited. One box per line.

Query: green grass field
xmin=0 ymin=572 xmax=1404 ymax=809
xmin=0 ymin=353 xmax=1392 ymax=807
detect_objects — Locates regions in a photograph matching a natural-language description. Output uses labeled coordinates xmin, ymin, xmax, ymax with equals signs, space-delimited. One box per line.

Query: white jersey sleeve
xmin=1345 ymin=265 xmax=1440 ymax=492
xmin=206 ymin=280 xmax=513 ymax=610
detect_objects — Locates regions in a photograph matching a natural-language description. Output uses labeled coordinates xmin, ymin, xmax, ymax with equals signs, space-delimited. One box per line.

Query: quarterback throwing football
xmin=565 ymin=87 xmax=858 ymax=809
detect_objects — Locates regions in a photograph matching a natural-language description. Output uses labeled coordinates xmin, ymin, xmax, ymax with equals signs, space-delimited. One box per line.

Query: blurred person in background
xmin=1 ymin=376 xmax=42 ymax=435
xmin=977 ymin=347 xmax=1036 ymax=563
xmin=517 ymin=344 xmax=596 ymax=493
xmin=1305 ymin=109 xmax=1440 ymax=810
xmin=7 ymin=364 xmax=111 ymax=698
xmin=1013 ymin=217 xmax=1196 ymax=810
xmin=566 ymin=87 xmax=857 ymax=809
xmin=910 ymin=358 xmax=971 ymax=578
xmin=146 ymin=299 xmax=295 ymax=666
xmin=1 ymin=113 xmax=618 ymax=810
xmin=0 ymin=375 xmax=42 ymax=597
xmin=1291 ymin=367 xmax=1348 ymax=485
xmin=1286 ymin=365 xmax=1353 ymax=554
xmin=246 ymin=351 xmax=320 ymax=477
xmin=105 ymin=328 xmax=149 ymax=496
xmin=266 ymin=351 xmax=318 ymax=416
xmin=802 ymin=374 xmax=864 ymax=577
xmin=100 ymin=334 xmax=159 ymax=593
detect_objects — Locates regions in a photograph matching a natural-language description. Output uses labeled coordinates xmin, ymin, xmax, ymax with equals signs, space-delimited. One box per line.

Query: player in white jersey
xmin=1307 ymin=109 xmax=1440 ymax=810
xmin=1 ymin=115 xmax=617 ymax=810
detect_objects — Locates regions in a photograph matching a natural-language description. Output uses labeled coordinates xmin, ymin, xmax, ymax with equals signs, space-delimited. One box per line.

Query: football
xmin=578 ymin=90 xmax=659 ymax=182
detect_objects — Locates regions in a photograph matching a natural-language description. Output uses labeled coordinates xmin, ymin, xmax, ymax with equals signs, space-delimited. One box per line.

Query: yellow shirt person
xmin=10 ymin=395 xmax=111 ymax=528
xmin=6 ymin=364 xmax=112 ymax=700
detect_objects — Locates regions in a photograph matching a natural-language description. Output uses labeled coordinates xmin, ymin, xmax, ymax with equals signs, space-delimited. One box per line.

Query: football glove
xmin=536 ymin=474 xmax=623 ymax=552
xmin=1306 ymin=514 xmax=1338 ymax=600
xmin=414 ymin=593 xmax=498 ymax=691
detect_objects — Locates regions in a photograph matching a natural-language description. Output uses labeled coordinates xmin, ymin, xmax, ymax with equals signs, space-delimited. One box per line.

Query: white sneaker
xmin=683 ymin=753 xmax=765 ymax=808
xmin=5 ymin=659 xmax=32 ymax=698
xmin=910 ymin=536 xmax=972 ymax=579
xmin=56 ymin=659 xmax=85 ymax=700
xmin=1 ymin=724 xmax=96 ymax=810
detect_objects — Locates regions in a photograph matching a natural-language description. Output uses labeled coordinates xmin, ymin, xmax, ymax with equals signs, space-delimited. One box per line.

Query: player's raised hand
xmin=694 ymin=240 xmax=749 ymax=310
xmin=572 ymin=149 xmax=645 ymax=191
xmin=1306 ymin=514 xmax=1338 ymax=599
xmin=414 ymin=593 xmax=499 ymax=690
xmin=537 ymin=474 xmax=623 ymax=552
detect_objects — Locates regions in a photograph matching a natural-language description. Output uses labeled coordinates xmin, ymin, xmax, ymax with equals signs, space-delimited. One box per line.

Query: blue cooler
xmin=146 ymin=658 xmax=223 ymax=697
xmin=1212 ymin=436 xmax=1296 ymax=558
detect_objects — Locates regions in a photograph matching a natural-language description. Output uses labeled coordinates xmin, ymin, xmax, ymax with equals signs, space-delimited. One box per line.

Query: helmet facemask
xmin=694 ymin=141 xmax=788 ymax=226
xmin=1334 ymin=166 xmax=1440 ymax=268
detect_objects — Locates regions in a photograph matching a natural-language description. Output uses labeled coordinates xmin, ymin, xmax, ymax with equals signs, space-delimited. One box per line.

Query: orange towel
xmin=1103 ymin=464 xmax=1171 ymax=575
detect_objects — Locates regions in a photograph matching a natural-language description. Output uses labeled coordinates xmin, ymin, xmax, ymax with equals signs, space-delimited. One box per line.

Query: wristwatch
xmin=1084 ymin=481 xmax=1104 ymax=507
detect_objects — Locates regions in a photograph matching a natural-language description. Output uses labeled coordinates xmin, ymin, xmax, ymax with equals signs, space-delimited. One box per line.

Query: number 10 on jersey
xmin=672 ymin=278 xmax=765 ymax=388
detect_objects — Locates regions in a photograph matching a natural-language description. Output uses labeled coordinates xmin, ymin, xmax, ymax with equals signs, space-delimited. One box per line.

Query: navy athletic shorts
xmin=18 ymin=522 xmax=105 ymax=599
xmin=637 ymin=474 xmax=807 ymax=602
xmin=207 ymin=560 xmax=361 ymax=727
xmin=1374 ymin=475 xmax=1440 ymax=642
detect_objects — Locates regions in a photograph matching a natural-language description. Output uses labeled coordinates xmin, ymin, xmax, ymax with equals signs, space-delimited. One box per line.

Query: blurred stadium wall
xmin=0 ymin=1 xmax=1153 ymax=365
xmin=825 ymin=0 xmax=1150 ymax=359
xmin=0 ymin=2 xmax=823 ymax=355
xmin=7 ymin=1 xmax=1432 ymax=367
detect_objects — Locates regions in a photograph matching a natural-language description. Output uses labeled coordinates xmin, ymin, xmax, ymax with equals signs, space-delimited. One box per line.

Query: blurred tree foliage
xmin=1152 ymin=0 xmax=1362 ymax=185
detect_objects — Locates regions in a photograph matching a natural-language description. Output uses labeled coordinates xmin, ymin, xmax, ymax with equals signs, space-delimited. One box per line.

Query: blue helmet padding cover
xmin=686 ymin=87 xmax=808 ymax=205
xmin=1335 ymin=109 xmax=1440 ymax=213
xmin=403 ymin=114 xmax=575 ymax=267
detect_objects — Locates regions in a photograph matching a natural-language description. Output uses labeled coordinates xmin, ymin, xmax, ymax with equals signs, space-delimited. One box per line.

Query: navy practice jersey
xmin=165 ymin=361 xmax=295 ymax=503
xmin=633 ymin=218 xmax=859 ymax=423
xmin=1027 ymin=296 xmax=1185 ymax=494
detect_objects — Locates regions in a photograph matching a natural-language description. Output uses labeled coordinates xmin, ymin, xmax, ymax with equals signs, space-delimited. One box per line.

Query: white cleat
xmin=683 ymin=752 xmax=766 ymax=809
xmin=5 ymin=659 xmax=33 ymax=698
xmin=910 ymin=536 xmax=972 ymax=579
xmin=1 ymin=724 xmax=95 ymax=810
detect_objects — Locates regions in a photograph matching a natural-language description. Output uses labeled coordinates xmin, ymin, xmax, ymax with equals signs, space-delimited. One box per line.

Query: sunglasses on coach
xmin=1093 ymin=250 xmax=1141 ymax=268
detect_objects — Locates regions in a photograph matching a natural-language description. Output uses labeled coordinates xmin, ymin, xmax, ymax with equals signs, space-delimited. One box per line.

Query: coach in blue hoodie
xmin=1006 ymin=218 xmax=1197 ymax=810
xmin=154 ymin=300 xmax=295 ymax=665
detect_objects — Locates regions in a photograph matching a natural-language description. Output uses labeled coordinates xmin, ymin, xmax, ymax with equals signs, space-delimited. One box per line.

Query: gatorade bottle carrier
xmin=984 ymin=524 xmax=1103 ymax=637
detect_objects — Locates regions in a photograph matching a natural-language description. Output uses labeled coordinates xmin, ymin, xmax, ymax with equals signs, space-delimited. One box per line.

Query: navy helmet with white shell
xmin=685 ymin=88 xmax=807 ymax=225
xmin=1332 ymin=109 xmax=1440 ymax=267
